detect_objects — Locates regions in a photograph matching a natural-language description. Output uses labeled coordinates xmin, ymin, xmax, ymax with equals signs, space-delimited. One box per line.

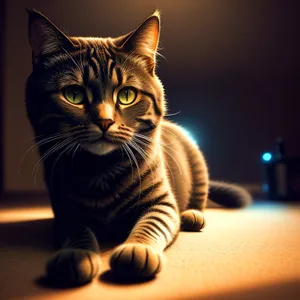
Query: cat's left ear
xmin=27 ymin=9 xmax=75 ymax=65
xmin=117 ymin=10 xmax=160 ymax=74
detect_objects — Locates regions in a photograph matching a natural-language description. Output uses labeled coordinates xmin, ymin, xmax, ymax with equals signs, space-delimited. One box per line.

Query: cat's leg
xmin=181 ymin=150 xmax=209 ymax=232
xmin=181 ymin=184 xmax=208 ymax=231
xmin=46 ymin=220 xmax=101 ymax=286
xmin=109 ymin=195 xmax=180 ymax=278
xmin=181 ymin=209 xmax=206 ymax=231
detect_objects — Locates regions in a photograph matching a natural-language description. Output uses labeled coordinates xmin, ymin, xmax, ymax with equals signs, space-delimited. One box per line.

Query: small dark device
xmin=262 ymin=138 xmax=300 ymax=200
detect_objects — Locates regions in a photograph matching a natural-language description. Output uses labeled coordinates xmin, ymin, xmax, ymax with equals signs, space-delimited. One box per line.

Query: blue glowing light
xmin=262 ymin=183 xmax=269 ymax=193
xmin=262 ymin=152 xmax=272 ymax=162
xmin=181 ymin=127 xmax=198 ymax=145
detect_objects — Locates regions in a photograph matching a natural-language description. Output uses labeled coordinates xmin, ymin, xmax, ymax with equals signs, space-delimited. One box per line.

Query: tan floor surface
xmin=0 ymin=199 xmax=300 ymax=300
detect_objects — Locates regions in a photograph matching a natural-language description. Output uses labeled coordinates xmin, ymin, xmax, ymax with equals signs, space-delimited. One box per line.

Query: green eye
xmin=117 ymin=87 xmax=137 ymax=105
xmin=64 ymin=85 xmax=85 ymax=104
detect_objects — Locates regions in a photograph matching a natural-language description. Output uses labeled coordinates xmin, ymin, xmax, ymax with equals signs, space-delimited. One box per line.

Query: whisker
xmin=71 ymin=143 xmax=81 ymax=164
xmin=159 ymin=126 xmax=178 ymax=138
xmin=23 ymin=133 xmax=45 ymax=143
xmin=133 ymin=134 xmax=182 ymax=176
xmin=164 ymin=111 xmax=181 ymax=117
xmin=129 ymin=140 xmax=156 ymax=196
xmin=124 ymin=143 xmax=142 ymax=201
xmin=62 ymin=47 xmax=84 ymax=76
xmin=49 ymin=139 xmax=79 ymax=187
xmin=32 ymin=137 xmax=74 ymax=185
xmin=18 ymin=130 xmax=81 ymax=176
xmin=134 ymin=132 xmax=180 ymax=153
xmin=156 ymin=50 xmax=167 ymax=62
xmin=79 ymin=42 xmax=85 ymax=75
xmin=133 ymin=136 xmax=176 ymax=186
xmin=31 ymin=129 xmax=84 ymax=178
xmin=120 ymin=144 xmax=134 ymax=182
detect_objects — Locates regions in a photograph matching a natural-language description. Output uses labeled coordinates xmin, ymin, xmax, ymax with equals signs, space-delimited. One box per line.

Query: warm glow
xmin=0 ymin=207 xmax=53 ymax=223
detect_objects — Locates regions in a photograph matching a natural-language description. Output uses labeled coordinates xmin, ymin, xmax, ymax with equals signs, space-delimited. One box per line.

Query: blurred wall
xmin=3 ymin=0 xmax=300 ymax=192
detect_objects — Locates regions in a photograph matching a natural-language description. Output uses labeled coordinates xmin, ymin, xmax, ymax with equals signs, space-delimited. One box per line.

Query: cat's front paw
xmin=109 ymin=243 xmax=163 ymax=278
xmin=46 ymin=249 xmax=100 ymax=286
xmin=181 ymin=209 xmax=206 ymax=231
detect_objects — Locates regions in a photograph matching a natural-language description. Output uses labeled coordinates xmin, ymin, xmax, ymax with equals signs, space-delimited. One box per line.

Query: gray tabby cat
xmin=25 ymin=9 xmax=252 ymax=286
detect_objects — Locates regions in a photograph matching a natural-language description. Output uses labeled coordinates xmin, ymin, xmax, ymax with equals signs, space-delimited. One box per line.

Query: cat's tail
xmin=208 ymin=181 xmax=252 ymax=208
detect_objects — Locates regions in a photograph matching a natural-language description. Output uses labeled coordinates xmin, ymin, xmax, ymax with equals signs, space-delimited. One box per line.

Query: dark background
xmin=1 ymin=0 xmax=299 ymax=193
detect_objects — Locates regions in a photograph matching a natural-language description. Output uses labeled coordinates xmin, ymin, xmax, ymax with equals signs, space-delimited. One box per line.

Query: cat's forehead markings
xmin=90 ymin=48 xmax=95 ymax=56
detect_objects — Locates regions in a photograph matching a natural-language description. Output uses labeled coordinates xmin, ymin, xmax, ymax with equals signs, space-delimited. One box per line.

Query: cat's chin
xmin=81 ymin=141 xmax=118 ymax=156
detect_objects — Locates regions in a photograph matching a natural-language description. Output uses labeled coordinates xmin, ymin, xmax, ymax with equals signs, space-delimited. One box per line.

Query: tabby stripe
xmin=89 ymin=47 xmax=95 ymax=56
xmin=145 ymin=215 xmax=173 ymax=237
xmin=101 ymin=46 xmax=110 ymax=66
xmin=139 ymin=181 xmax=163 ymax=201
xmin=153 ymin=199 xmax=177 ymax=211
xmin=193 ymin=170 xmax=204 ymax=176
xmin=92 ymin=46 xmax=101 ymax=61
xmin=190 ymin=163 xmax=204 ymax=170
xmin=90 ymin=57 xmax=100 ymax=77
xmin=83 ymin=65 xmax=90 ymax=83
xmin=133 ymin=226 xmax=159 ymax=241
xmin=121 ymin=181 xmax=163 ymax=213
xmin=102 ymin=41 xmax=115 ymax=59
xmin=135 ymin=118 xmax=156 ymax=128
xmin=146 ymin=207 xmax=175 ymax=220
xmin=120 ymin=126 xmax=133 ymax=133
xmin=99 ymin=63 xmax=107 ymax=85
xmin=108 ymin=60 xmax=116 ymax=80
xmin=119 ymin=172 xmax=159 ymax=214
xmin=115 ymin=67 xmax=123 ymax=86
xmin=193 ymin=182 xmax=207 ymax=187
xmin=75 ymin=162 xmax=138 ymax=203
xmin=141 ymin=225 xmax=161 ymax=239
xmin=139 ymin=127 xmax=156 ymax=134
xmin=103 ymin=46 xmax=112 ymax=59
xmin=145 ymin=220 xmax=169 ymax=243
xmin=191 ymin=192 xmax=207 ymax=197
xmin=140 ymin=90 xmax=162 ymax=116
xmin=112 ymin=168 xmax=154 ymax=215
xmin=118 ymin=166 xmax=153 ymax=202
xmin=135 ymin=192 xmax=170 ymax=213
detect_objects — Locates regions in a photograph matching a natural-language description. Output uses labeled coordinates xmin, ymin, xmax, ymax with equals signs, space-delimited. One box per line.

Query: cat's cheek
xmin=81 ymin=142 xmax=118 ymax=156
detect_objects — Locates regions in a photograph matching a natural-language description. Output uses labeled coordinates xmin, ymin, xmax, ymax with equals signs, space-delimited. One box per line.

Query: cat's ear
xmin=27 ymin=9 xmax=75 ymax=65
xmin=117 ymin=10 xmax=160 ymax=74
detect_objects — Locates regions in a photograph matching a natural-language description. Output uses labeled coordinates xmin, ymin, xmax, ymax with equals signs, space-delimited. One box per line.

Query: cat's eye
xmin=63 ymin=85 xmax=85 ymax=105
xmin=117 ymin=87 xmax=137 ymax=105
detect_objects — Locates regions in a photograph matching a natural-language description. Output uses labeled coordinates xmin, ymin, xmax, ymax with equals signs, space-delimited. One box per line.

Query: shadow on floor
xmin=99 ymin=270 xmax=155 ymax=285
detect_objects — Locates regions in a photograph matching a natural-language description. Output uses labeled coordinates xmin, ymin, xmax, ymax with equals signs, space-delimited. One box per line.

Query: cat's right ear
xmin=27 ymin=9 xmax=75 ymax=65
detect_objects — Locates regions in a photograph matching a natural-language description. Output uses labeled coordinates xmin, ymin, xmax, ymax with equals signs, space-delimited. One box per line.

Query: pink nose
xmin=97 ymin=119 xmax=115 ymax=132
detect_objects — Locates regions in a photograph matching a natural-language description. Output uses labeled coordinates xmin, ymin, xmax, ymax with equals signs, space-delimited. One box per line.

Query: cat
xmin=25 ymin=9 xmax=252 ymax=286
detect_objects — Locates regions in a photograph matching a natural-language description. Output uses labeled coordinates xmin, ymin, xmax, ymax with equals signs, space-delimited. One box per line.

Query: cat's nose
xmin=96 ymin=119 xmax=115 ymax=132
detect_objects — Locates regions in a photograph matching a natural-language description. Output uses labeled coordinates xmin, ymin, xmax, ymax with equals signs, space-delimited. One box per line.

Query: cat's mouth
xmin=79 ymin=124 xmax=133 ymax=156
xmin=81 ymin=138 xmax=119 ymax=156
xmin=87 ymin=135 xmax=110 ymax=144
xmin=81 ymin=132 xmax=128 ymax=156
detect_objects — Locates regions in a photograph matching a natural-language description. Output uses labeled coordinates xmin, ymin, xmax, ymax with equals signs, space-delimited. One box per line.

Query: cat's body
xmin=40 ymin=120 xmax=206 ymax=240
xmin=25 ymin=9 xmax=252 ymax=286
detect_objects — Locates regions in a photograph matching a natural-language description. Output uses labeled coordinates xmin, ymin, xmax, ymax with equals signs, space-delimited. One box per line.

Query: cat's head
xmin=26 ymin=9 xmax=165 ymax=156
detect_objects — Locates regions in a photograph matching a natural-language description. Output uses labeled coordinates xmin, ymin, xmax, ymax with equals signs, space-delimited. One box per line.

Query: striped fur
xmin=25 ymin=9 xmax=252 ymax=285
